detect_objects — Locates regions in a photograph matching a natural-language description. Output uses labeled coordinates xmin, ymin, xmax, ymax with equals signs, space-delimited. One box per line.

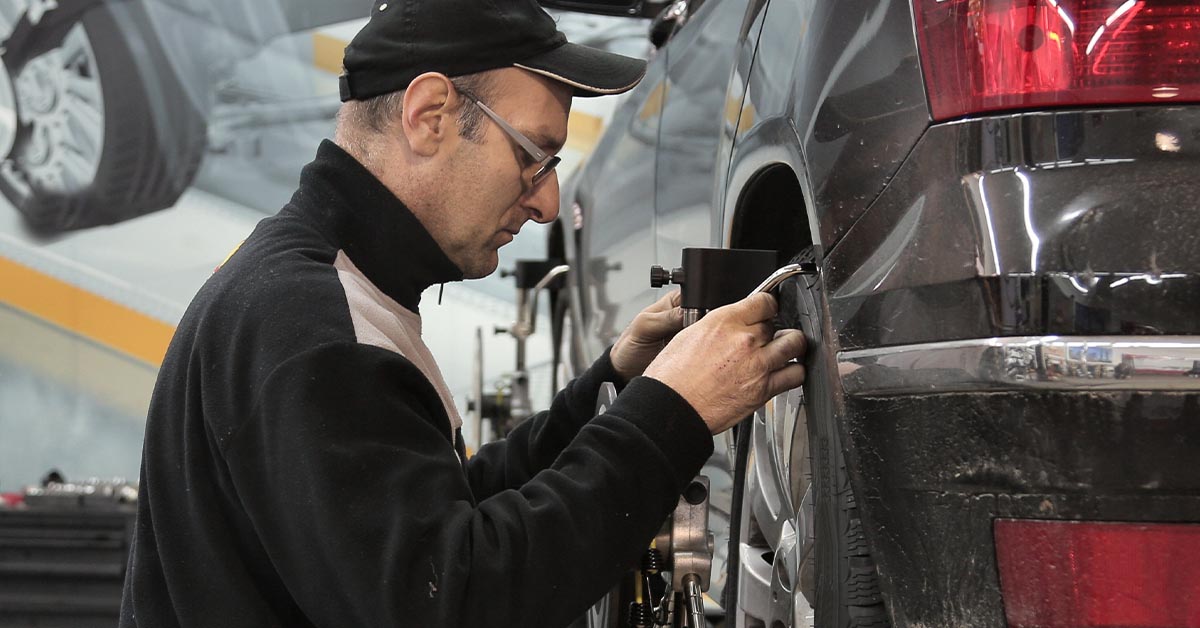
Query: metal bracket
xmin=657 ymin=475 xmax=714 ymax=591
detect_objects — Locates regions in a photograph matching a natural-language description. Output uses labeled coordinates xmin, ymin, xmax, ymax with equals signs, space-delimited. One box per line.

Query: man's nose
xmin=522 ymin=171 xmax=560 ymax=224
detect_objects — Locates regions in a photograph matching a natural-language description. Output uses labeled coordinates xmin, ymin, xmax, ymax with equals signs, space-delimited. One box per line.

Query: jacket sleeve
xmin=224 ymin=341 xmax=712 ymax=628
xmin=463 ymin=348 xmax=625 ymax=500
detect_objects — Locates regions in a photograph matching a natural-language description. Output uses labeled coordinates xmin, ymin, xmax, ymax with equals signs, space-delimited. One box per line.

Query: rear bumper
xmin=839 ymin=339 xmax=1200 ymax=627
xmin=821 ymin=107 xmax=1200 ymax=624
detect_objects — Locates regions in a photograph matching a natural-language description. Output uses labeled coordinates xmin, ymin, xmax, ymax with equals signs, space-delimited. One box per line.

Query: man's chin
xmin=462 ymin=253 xmax=500 ymax=280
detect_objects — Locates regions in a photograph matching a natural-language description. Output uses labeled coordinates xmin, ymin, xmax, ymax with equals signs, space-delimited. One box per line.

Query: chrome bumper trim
xmin=839 ymin=336 xmax=1200 ymax=395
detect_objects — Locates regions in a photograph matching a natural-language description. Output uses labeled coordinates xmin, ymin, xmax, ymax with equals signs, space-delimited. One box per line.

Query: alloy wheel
xmin=735 ymin=386 xmax=816 ymax=628
xmin=10 ymin=21 xmax=103 ymax=196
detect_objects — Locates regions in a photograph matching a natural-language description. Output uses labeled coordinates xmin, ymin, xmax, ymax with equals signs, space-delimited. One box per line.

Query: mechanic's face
xmin=439 ymin=69 xmax=569 ymax=279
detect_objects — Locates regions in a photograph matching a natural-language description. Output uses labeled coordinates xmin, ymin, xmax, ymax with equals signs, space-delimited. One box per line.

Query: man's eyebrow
xmin=528 ymin=129 xmax=565 ymax=154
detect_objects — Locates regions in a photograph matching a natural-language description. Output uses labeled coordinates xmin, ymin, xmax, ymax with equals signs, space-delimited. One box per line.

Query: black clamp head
xmin=649 ymin=248 xmax=780 ymax=311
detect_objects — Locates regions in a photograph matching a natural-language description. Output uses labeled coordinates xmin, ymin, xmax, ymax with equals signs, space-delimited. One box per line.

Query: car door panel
xmin=654 ymin=0 xmax=761 ymax=269
xmin=570 ymin=51 xmax=668 ymax=358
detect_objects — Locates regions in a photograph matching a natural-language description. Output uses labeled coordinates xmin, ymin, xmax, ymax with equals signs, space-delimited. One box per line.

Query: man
xmin=119 ymin=0 xmax=807 ymax=626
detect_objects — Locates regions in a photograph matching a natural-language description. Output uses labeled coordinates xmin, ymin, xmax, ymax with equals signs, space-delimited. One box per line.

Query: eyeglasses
xmin=458 ymin=90 xmax=561 ymax=188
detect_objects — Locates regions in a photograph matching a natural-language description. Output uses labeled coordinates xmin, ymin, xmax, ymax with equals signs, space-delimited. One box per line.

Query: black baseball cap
xmin=340 ymin=0 xmax=648 ymax=102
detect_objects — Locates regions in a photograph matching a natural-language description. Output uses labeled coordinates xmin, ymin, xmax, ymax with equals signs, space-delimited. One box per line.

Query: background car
xmin=548 ymin=0 xmax=1200 ymax=626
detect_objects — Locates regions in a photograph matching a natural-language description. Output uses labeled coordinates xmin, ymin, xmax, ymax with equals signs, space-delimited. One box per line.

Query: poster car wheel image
xmin=0 ymin=0 xmax=206 ymax=232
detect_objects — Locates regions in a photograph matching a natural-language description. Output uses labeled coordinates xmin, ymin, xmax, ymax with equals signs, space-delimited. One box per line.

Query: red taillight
xmin=994 ymin=518 xmax=1200 ymax=628
xmin=0 ymin=492 xmax=22 ymax=507
xmin=913 ymin=0 xmax=1200 ymax=120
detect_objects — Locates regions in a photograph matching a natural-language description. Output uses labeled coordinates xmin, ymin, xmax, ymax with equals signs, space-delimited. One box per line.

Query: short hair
xmin=338 ymin=72 xmax=494 ymax=142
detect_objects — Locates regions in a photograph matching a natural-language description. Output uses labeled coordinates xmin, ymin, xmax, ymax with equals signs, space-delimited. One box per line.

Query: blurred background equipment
xmin=0 ymin=471 xmax=137 ymax=628
xmin=468 ymin=259 xmax=569 ymax=448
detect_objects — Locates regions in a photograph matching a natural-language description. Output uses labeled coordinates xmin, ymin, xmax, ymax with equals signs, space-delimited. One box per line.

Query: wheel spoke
xmin=52 ymin=143 xmax=91 ymax=191
xmin=59 ymin=24 xmax=92 ymax=70
xmin=63 ymin=94 xmax=102 ymax=155
xmin=737 ymin=524 xmax=801 ymax=626
xmin=750 ymin=407 xmax=788 ymax=546
xmin=770 ymin=391 xmax=796 ymax=499
xmin=737 ymin=539 xmax=774 ymax=621
xmin=64 ymin=72 xmax=102 ymax=111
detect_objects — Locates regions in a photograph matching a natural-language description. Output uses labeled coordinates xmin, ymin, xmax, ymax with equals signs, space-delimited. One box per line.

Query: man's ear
xmin=401 ymin=73 xmax=459 ymax=157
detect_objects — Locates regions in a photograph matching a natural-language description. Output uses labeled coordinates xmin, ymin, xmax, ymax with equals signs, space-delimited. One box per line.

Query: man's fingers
xmin=763 ymin=330 xmax=807 ymax=398
xmin=767 ymin=362 xmax=806 ymax=398
xmin=764 ymin=329 xmax=807 ymax=369
xmin=632 ymin=306 xmax=684 ymax=341
xmin=725 ymin=292 xmax=778 ymax=325
xmin=629 ymin=290 xmax=683 ymax=340
xmin=645 ymin=289 xmax=682 ymax=313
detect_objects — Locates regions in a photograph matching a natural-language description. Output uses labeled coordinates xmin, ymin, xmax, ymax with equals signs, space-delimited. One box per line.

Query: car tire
xmin=0 ymin=0 xmax=207 ymax=232
xmin=726 ymin=247 xmax=890 ymax=628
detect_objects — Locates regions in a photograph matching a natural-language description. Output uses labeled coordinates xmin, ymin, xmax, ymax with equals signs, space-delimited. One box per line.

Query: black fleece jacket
xmin=119 ymin=140 xmax=713 ymax=628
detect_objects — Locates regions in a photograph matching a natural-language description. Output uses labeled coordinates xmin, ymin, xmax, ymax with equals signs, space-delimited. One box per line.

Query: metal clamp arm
xmin=519 ymin=264 xmax=569 ymax=337
xmin=748 ymin=262 xmax=817 ymax=296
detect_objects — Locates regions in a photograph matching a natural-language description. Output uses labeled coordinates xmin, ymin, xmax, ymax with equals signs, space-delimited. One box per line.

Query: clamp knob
xmin=650 ymin=265 xmax=670 ymax=288
xmin=649 ymin=265 xmax=686 ymax=288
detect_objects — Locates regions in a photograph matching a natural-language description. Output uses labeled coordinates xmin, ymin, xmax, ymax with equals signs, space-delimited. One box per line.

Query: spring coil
xmin=641 ymin=547 xmax=664 ymax=575
xmin=627 ymin=601 xmax=654 ymax=627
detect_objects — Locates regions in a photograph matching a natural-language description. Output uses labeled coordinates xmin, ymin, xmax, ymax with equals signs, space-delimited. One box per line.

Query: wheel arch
xmin=727 ymin=163 xmax=814 ymax=261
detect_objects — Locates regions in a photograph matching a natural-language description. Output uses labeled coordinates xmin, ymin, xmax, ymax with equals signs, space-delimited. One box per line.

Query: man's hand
xmin=611 ymin=290 xmax=684 ymax=383
xmin=644 ymin=292 xmax=806 ymax=435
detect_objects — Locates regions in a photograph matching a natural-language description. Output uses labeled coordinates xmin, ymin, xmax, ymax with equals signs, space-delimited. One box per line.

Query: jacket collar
xmin=287 ymin=140 xmax=463 ymax=312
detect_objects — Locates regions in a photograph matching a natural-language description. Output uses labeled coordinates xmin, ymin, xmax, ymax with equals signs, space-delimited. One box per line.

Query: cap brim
xmin=515 ymin=42 xmax=647 ymax=98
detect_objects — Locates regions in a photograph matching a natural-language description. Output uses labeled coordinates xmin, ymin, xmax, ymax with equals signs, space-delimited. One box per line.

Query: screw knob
xmin=650 ymin=265 xmax=670 ymax=288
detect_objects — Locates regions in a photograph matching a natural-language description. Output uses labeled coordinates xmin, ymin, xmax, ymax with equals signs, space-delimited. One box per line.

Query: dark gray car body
xmin=559 ymin=0 xmax=1200 ymax=624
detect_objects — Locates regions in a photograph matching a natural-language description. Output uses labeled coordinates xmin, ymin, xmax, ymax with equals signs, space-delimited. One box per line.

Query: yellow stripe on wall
xmin=0 ymin=305 xmax=158 ymax=419
xmin=313 ymin=31 xmax=346 ymax=75
xmin=0 ymin=256 xmax=175 ymax=367
xmin=566 ymin=110 xmax=604 ymax=153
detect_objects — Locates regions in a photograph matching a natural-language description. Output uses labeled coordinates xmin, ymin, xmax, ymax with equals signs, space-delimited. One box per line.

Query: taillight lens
xmin=994 ymin=518 xmax=1200 ymax=628
xmin=914 ymin=0 xmax=1200 ymax=120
